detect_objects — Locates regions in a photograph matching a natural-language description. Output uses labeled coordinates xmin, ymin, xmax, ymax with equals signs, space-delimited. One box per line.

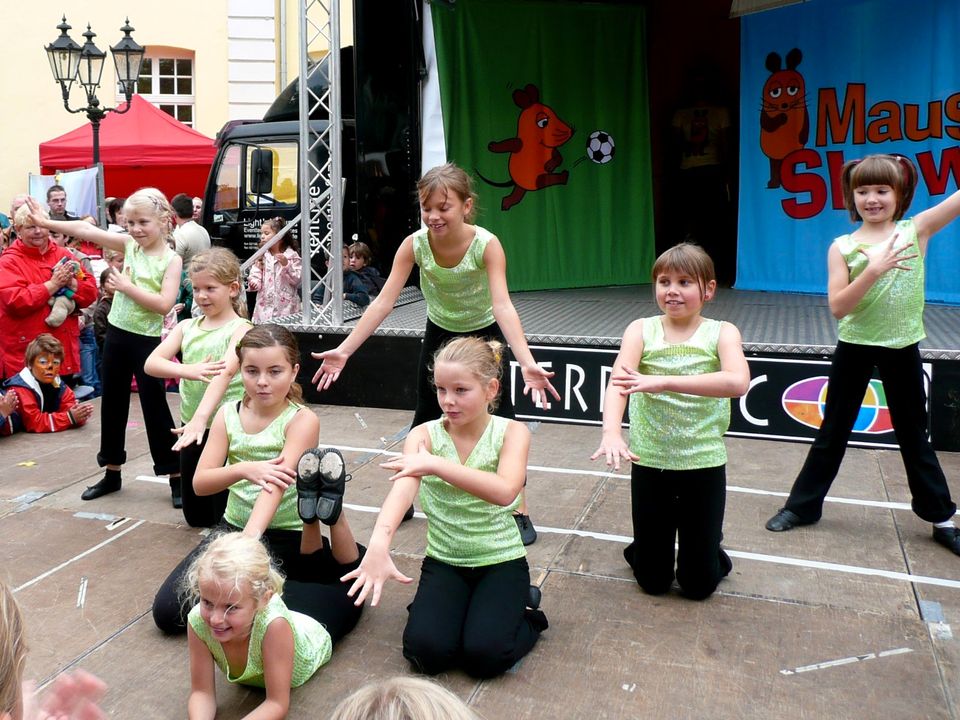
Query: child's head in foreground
xmin=840 ymin=153 xmax=918 ymax=223
xmin=651 ymin=242 xmax=717 ymax=302
xmin=329 ymin=675 xmax=482 ymax=720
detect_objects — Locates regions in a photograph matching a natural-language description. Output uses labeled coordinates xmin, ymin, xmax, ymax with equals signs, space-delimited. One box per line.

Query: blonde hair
xmin=123 ymin=187 xmax=175 ymax=243
xmin=417 ymin=163 xmax=478 ymax=223
xmin=189 ymin=247 xmax=247 ymax=318
xmin=236 ymin=324 xmax=303 ymax=404
xmin=330 ymin=676 xmax=482 ymax=720
xmin=13 ymin=203 xmax=47 ymax=229
xmin=651 ymin=242 xmax=716 ymax=301
xmin=840 ymin=153 xmax=918 ymax=222
xmin=180 ymin=532 xmax=284 ymax=608
xmin=0 ymin=581 xmax=27 ymax=717
xmin=432 ymin=336 xmax=503 ymax=411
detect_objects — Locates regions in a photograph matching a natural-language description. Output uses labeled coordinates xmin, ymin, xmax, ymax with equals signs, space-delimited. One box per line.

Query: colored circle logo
xmin=782 ymin=376 xmax=893 ymax=434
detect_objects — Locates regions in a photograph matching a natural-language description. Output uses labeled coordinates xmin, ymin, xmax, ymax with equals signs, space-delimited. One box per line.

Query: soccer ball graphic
xmin=586 ymin=130 xmax=616 ymax=164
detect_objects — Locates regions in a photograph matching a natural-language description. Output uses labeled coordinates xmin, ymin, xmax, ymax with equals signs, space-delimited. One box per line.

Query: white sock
xmin=934 ymin=520 xmax=955 ymax=529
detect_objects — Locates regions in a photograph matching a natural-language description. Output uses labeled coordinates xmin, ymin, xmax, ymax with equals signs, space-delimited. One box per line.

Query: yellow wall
xmin=278 ymin=0 xmax=354 ymax=89
xmin=4 ymin=0 xmax=354 ymax=213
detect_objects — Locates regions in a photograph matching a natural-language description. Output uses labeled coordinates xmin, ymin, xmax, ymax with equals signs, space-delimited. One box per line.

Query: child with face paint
xmin=0 ymin=334 xmax=93 ymax=435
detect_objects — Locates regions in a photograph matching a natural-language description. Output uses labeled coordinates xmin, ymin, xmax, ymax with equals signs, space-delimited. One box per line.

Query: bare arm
xmin=591 ymin=319 xmax=644 ymax=470
xmin=484 ymin=236 xmax=560 ymax=407
xmin=108 ymin=255 xmax=183 ymax=315
xmin=187 ymin=626 xmax=218 ymax=720
xmin=827 ymin=234 xmax=916 ymax=319
xmin=244 ymin=409 xmax=320 ymax=538
xmin=381 ymin=421 xmax=530 ymax=506
xmin=311 ymin=236 xmax=415 ymax=389
xmin=25 ymin=198 xmax=129 ymax=253
xmin=913 ymin=189 xmax=960 ymax=250
xmin=193 ymin=409 xmax=295 ymax=496
xmin=240 ymin=618 xmax=293 ymax=720
xmin=612 ymin=322 xmax=750 ymax=398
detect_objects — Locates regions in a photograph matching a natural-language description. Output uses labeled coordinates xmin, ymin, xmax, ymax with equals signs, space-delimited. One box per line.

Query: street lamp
xmin=45 ymin=17 xmax=145 ymax=166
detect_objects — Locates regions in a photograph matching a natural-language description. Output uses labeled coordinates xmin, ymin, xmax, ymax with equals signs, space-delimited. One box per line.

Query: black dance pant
xmin=411 ymin=319 xmax=517 ymax=428
xmin=178 ymin=430 xmax=228 ymax=528
xmin=784 ymin=341 xmax=956 ymax=523
xmin=152 ymin=521 xmax=364 ymax=644
xmin=624 ymin=464 xmax=728 ymax=600
xmin=97 ymin=323 xmax=179 ymax=475
xmin=402 ymin=556 xmax=546 ymax=678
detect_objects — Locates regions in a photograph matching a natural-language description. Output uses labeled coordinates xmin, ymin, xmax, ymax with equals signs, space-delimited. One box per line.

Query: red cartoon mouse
xmin=760 ymin=48 xmax=808 ymax=189
xmin=478 ymin=84 xmax=573 ymax=211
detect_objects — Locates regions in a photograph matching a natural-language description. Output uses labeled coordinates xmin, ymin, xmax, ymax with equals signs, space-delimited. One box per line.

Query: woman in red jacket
xmin=0 ymin=204 xmax=98 ymax=381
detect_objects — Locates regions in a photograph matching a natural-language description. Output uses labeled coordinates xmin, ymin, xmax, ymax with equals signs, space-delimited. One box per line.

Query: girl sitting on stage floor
xmin=152 ymin=324 xmax=364 ymax=650
xmin=343 ymin=337 xmax=547 ymax=678
xmin=765 ymin=154 xmax=960 ymax=556
xmin=592 ymin=243 xmax=750 ymax=599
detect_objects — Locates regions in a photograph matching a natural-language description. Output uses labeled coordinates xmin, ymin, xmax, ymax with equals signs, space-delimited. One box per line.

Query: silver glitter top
xmin=837 ymin=218 xmax=925 ymax=348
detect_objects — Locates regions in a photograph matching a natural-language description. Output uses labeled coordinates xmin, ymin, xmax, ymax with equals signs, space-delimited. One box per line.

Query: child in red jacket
xmin=0 ymin=333 xmax=93 ymax=435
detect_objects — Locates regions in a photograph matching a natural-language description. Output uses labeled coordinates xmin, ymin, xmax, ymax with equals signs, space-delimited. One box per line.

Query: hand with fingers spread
xmin=858 ymin=231 xmax=917 ymax=277
xmin=380 ymin=441 xmax=436 ymax=481
xmin=243 ymin=456 xmax=296 ymax=494
xmin=20 ymin=669 xmax=108 ymax=720
xmin=341 ymin=546 xmax=413 ymax=607
xmin=180 ymin=355 xmax=227 ymax=383
xmin=590 ymin=433 xmax=639 ymax=471
xmin=171 ymin=417 xmax=206 ymax=450
xmin=520 ymin=363 xmax=561 ymax=410
xmin=611 ymin=365 xmax=667 ymax=396
xmin=310 ymin=348 xmax=349 ymax=391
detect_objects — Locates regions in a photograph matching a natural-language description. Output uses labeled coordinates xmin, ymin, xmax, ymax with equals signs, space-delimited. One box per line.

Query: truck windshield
xmin=212 ymin=141 xmax=299 ymax=214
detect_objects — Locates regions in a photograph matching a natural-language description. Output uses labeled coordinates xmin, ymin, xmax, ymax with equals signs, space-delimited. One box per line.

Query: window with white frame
xmin=119 ymin=48 xmax=196 ymax=126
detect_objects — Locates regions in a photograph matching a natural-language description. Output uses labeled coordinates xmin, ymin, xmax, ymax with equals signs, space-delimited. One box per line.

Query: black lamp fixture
xmin=45 ymin=16 xmax=146 ymax=166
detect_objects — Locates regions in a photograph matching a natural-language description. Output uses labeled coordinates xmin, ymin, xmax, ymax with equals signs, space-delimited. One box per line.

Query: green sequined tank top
xmin=179 ymin=316 xmax=251 ymax=424
xmin=836 ymin=218 xmax=925 ymax=349
xmin=188 ymin=593 xmax=331 ymax=688
xmin=223 ymin=400 xmax=303 ymax=531
xmin=412 ymin=226 xmax=495 ymax=332
xmin=107 ymin=239 xmax=176 ymax=337
xmin=421 ymin=415 xmax=525 ymax=567
xmin=628 ymin=317 xmax=730 ymax=470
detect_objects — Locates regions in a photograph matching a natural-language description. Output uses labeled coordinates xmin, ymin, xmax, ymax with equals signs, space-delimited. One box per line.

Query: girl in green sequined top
xmin=593 ymin=243 xmax=749 ymax=599
xmin=765 ymin=155 xmax=960 ymax=556
xmin=343 ymin=337 xmax=547 ymax=678
xmin=184 ymin=532 xmax=332 ymax=720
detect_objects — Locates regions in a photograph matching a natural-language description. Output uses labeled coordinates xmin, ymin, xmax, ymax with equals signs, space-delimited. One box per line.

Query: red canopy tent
xmin=39 ymin=95 xmax=216 ymax=200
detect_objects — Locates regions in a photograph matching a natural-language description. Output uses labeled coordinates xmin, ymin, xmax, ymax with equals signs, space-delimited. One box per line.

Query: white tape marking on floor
xmin=780 ymin=647 xmax=913 ymax=675
xmin=14 ymin=520 xmax=145 ymax=593
xmin=340 ymin=502 xmax=960 ymax=589
xmin=76 ymin=576 xmax=88 ymax=608
xmin=135 ymin=475 xmax=168 ymax=484
xmin=333 ymin=444 xmax=942 ymax=514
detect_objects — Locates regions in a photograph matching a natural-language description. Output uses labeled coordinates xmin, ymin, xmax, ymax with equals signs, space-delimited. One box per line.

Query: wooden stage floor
xmin=3 ymin=395 xmax=960 ymax=718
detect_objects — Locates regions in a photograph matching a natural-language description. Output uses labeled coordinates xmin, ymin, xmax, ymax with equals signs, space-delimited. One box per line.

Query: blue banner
xmin=738 ymin=0 xmax=960 ymax=304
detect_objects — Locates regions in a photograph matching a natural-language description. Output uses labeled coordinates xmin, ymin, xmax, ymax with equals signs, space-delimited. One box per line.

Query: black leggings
xmin=402 ymin=556 xmax=546 ymax=679
xmin=98 ymin=324 xmax=178 ymax=475
xmin=152 ymin=522 xmax=364 ymax=643
xmin=624 ymin=464 xmax=728 ymax=600
xmin=784 ymin=341 xmax=956 ymax=523
xmin=178 ymin=430 xmax=228 ymax=528
xmin=411 ymin=319 xmax=517 ymax=428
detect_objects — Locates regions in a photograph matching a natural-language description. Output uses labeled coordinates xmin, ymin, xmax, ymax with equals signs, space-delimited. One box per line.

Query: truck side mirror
xmin=250 ymin=148 xmax=274 ymax=195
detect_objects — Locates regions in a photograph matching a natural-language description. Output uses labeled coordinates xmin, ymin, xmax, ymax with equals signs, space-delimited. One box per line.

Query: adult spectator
xmin=4 ymin=194 xmax=29 ymax=245
xmin=0 ymin=204 xmax=97 ymax=381
xmin=171 ymin=193 xmax=210 ymax=268
xmin=46 ymin=185 xmax=77 ymax=221
xmin=192 ymin=196 xmax=202 ymax=221
xmin=106 ymin=196 xmax=128 ymax=233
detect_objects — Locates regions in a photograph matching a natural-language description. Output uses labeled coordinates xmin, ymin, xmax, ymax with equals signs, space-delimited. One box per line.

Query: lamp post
xmin=45 ymin=16 xmax=145 ymax=188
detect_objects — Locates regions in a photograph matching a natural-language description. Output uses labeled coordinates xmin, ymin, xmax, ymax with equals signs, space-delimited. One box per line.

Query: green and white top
xmin=107 ymin=239 xmax=176 ymax=337
xmin=179 ymin=316 xmax=251 ymax=424
xmin=188 ymin=593 xmax=331 ymax=688
xmin=412 ymin=226 xmax=495 ymax=332
xmin=223 ymin=400 xmax=303 ymax=531
xmin=628 ymin=317 xmax=730 ymax=470
xmin=420 ymin=415 xmax=524 ymax=567
xmin=836 ymin=218 xmax=925 ymax=349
